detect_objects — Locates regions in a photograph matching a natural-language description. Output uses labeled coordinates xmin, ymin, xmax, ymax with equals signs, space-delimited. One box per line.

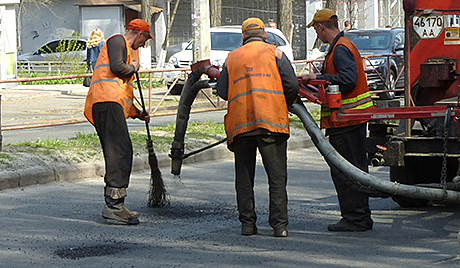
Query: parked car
xmin=345 ymin=28 xmax=405 ymax=99
xmin=18 ymin=38 xmax=87 ymax=62
xmin=309 ymin=28 xmax=405 ymax=100
xmin=164 ymin=26 xmax=295 ymax=95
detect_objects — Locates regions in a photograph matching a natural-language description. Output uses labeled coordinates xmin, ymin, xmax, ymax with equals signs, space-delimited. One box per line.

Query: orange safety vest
xmin=225 ymin=41 xmax=289 ymax=146
xmin=320 ymin=36 xmax=373 ymax=129
xmin=84 ymin=34 xmax=137 ymax=125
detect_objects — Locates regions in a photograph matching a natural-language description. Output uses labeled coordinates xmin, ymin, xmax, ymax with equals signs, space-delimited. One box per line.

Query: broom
xmin=135 ymin=72 xmax=169 ymax=207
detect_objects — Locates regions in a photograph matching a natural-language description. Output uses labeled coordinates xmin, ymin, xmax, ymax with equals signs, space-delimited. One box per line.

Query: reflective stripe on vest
xmin=225 ymin=41 xmax=289 ymax=145
xmin=84 ymin=35 xmax=137 ymax=125
xmin=320 ymin=37 xmax=373 ymax=129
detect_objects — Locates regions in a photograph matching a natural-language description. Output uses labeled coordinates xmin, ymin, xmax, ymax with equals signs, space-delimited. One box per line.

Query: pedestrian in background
xmin=217 ymin=17 xmax=298 ymax=237
xmin=268 ymin=20 xmax=277 ymax=28
xmin=302 ymin=9 xmax=384 ymax=232
xmin=86 ymin=28 xmax=105 ymax=71
xmin=343 ymin=20 xmax=351 ymax=31
xmin=84 ymin=19 xmax=154 ymax=225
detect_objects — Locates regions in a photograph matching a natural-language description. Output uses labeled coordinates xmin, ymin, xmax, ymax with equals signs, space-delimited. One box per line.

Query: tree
xmin=277 ymin=0 xmax=293 ymax=45
xmin=16 ymin=0 xmax=56 ymax=51
xmin=325 ymin=0 xmax=337 ymax=11
xmin=141 ymin=0 xmax=152 ymax=48
xmin=156 ymin=0 xmax=181 ymax=69
xmin=209 ymin=0 xmax=221 ymax=27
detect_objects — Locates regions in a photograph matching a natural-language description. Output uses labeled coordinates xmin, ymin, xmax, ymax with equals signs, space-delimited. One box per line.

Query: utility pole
xmin=192 ymin=0 xmax=211 ymax=63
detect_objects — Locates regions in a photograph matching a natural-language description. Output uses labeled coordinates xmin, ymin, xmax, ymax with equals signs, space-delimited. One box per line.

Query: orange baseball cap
xmin=307 ymin=8 xmax=338 ymax=28
xmin=127 ymin=18 xmax=155 ymax=40
xmin=242 ymin=17 xmax=265 ymax=32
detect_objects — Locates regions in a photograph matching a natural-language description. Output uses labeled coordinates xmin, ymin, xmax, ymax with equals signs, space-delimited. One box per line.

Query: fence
xmin=17 ymin=61 xmax=87 ymax=75
xmin=2 ymin=55 xmax=403 ymax=131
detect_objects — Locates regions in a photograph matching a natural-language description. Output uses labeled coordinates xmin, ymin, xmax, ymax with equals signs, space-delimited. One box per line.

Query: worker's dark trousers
xmin=92 ymin=102 xmax=133 ymax=190
xmin=233 ymin=135 xmax=288 ymax=230
xmin=327 ymin=123 xmax=373 ymax=229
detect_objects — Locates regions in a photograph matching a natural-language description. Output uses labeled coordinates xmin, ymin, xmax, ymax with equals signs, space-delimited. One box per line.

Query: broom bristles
xmin=146 ymin=140 xmax=169 ymax=207
xmin=148 ymin=171 xmax=169 ymax=207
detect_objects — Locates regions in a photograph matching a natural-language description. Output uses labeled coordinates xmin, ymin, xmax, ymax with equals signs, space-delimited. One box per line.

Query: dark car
xmin=344 ymin=28 xmax=405 ymax=99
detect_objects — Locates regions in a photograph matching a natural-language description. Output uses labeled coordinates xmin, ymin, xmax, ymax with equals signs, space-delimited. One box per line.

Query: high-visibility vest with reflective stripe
xmin=225 ymin=41 xmax=289 ymax=146
xmin=320 ymin=36 xmax=373 ymax=129
xmin=84 ymin=34 xmax=137 ymax=125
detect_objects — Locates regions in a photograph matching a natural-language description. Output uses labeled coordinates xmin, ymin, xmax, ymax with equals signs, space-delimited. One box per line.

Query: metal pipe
xmin=290 ymin=101 xmax=460 ymax=204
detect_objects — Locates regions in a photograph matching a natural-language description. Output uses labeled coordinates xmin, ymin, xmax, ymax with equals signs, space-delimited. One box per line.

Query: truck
xmin=170 ymin=0 xmax=460 ymax=207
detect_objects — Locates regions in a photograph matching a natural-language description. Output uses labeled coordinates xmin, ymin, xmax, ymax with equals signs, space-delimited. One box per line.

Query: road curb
xmin=0 ymin=136 xmax=312 ymax=191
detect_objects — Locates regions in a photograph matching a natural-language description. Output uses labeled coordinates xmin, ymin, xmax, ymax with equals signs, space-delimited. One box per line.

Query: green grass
xmin=0 ymin=111 xmax=316 ymax=170
xmin=7 ymin=121 xmax=226 ymax=164
xmin=289 ymin=107 xmax=321 ymax=128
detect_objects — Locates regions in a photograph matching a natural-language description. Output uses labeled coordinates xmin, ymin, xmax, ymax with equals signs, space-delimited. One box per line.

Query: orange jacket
xmin=84 ymin=35 xmax=137 ymax=125
xmin=225 ymin=41 xmax=290 ymax=146
xmin=321 ymin=37 xmax=373 ymax=129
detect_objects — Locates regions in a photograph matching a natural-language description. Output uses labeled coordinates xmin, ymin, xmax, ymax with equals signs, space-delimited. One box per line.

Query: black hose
xmin=290 ymin=101 xmax=460 ymax=204
xmin=170 ymin=76 xmax=211 ymax=175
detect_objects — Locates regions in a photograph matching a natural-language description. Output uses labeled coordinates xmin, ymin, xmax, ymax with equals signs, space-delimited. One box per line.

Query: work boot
xmin=241 ymin=224 xmax=258 ymax=236
xmin=102 ymin=204 xmax=139 ymax=225
xmin=327 ymin=219 xmax=371 ymax=232
xmin=274 ymin=228 xmax=288 ymax=237
xmin=103 ymin=186 xmax=139 ymax=225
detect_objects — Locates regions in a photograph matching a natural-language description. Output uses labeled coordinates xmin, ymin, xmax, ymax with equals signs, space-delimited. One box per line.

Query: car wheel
xmin=378 ymin=69 xmax=396 ymax=100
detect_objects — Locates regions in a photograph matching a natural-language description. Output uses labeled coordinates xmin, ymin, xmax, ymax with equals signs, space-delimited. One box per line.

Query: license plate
xmin=413 ymin=15 xmax=444 ymax=39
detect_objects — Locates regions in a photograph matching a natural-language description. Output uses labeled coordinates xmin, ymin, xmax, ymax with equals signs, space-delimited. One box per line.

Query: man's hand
xmin=132 ymin=60 xmax=140 ymax=72
xmin=138 ymin=110 xmax=150 ymax=123
xmin=301 ymin=74 xmax=317 ymax=86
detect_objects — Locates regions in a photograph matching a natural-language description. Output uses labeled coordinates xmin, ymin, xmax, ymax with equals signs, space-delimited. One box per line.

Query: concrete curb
xmin=0 ymin=136 xmax=312 ymax=191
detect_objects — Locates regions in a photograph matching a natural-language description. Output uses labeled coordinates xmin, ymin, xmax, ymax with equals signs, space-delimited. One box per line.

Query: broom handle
xmin=135 ymin=72 xmax=152 ymax=142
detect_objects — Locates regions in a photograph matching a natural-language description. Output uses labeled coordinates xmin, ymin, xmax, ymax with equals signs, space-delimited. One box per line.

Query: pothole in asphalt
xmin=54 ymin=244 xmax=131 ymax=259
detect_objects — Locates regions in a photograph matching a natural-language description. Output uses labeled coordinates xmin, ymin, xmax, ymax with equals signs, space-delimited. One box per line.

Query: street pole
xmin=0 ymin=95 xmax=2 ymax=151
xmin=191 ymin=0 xmax=211 ymax=63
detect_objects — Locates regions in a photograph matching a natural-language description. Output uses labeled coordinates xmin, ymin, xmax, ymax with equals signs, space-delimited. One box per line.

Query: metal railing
xmin=0 ymin=67 xmax=227 ymax=131
xmin=17 ymin=61 xmax=86 ymax=75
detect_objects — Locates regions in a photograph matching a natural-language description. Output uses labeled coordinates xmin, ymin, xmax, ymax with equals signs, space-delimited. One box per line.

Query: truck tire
xmin=390 ymin=165 xmax=430 ymax=207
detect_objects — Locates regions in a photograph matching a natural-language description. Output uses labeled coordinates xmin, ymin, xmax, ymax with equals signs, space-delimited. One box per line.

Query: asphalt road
xmin=1 ymin=146 xmax=459 ymax=268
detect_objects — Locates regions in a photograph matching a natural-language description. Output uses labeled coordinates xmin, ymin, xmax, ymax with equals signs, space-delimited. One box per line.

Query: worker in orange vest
xmin=84 ymin=19 xmax=154 ymax=225
xmin=302 ymin=9 xmax=387 ymax=232
xmin=217 ymin=18 xmax=299 ymax=237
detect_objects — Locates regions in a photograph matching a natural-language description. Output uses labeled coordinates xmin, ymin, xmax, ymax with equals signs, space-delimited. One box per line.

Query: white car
xmin=164 ymin=26 xmax=295 ymax=94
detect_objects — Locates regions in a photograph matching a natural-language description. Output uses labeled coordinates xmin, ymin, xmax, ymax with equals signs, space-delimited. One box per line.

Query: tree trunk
xmin=141 ymin=0 xmax=152 ymax=48
xmin=277 ymin=0 xmax=293 ymax=45
xmin=209 ymin=0 xmax=221 ymax=27
xmin=157 ymin=0 xmax=181 ymax=69
xmin=325 ymin=0 xmax=337 ymax=11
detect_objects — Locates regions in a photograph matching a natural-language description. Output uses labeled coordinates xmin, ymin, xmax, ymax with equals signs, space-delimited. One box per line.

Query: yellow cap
xmin=242 ymin=17 xmax=265 ymax=32
xmin=307 ymin=8 xmax=338 ymax=28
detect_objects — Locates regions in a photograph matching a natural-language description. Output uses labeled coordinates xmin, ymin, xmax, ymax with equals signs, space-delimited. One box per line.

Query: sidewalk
xmin=0 ymin=84 xmax=313 ymax=190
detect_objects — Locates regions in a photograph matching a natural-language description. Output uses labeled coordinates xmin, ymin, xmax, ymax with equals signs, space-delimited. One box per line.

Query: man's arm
xmin=216 ymin=62 xmax=229 ymax=101
xmin=275 ymin=49 xmax=299 ymax=108
xmin=106 ymin=35 xmax=137 ymax=79
xmin=316 ymin=45 xmax=358 ymax=93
